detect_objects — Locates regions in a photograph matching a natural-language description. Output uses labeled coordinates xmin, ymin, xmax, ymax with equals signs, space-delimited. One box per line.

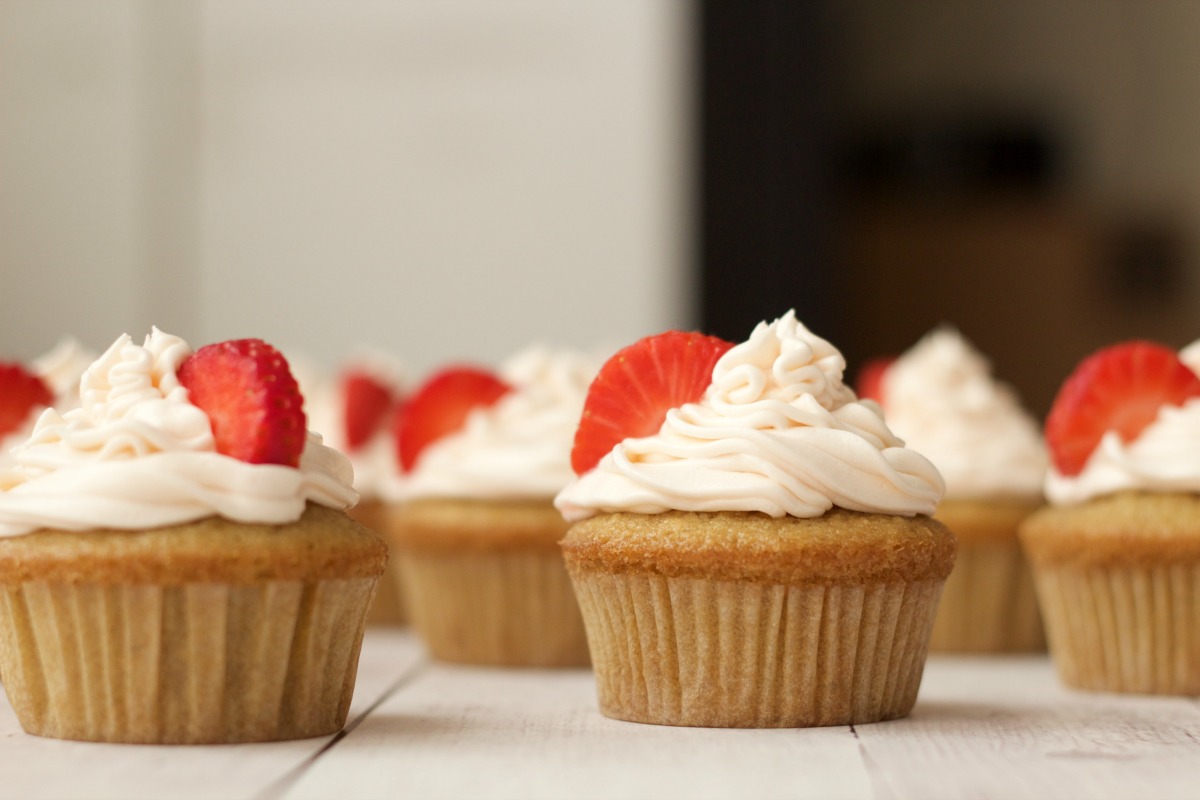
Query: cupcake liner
xmin=0 ymin=577 xmax=377 ymax=743
xmin=347 ymin=501 xmax=407 ymax=626
xmin=1033 ymin=563 xmax=1200 ymax=695
xmin=568 ymin=571 xmax=943 ymax=727
xmin=398 ymin=549 xmax=589 ymax=667
xmin=929 ymin=539 xmax=1045 ymax=653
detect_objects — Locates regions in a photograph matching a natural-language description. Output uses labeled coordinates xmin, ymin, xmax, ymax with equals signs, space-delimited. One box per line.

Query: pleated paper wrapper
xmin=569 ymin=570 xmax=944 ymax=727
xmin=399 ymin=549 xmax=590 ymax=667
xmin=1033 ymin=563 xmax=1200 ymax=695
xmin=0 ymin=576 xmax=378 ymax=744
xmin=929 ymin=539 xmax=1045 ymax=653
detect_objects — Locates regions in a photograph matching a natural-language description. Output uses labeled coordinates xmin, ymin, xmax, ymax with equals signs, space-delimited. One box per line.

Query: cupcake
xmin=302 ymin=350 xmax=409 ymax=625
xmin=555 ymin=311 xmax=955 ymax=728
xmin=1020 ymin=340 xmax=1200 ymax=695
xmin=861 ymin=328 xmax=1047 ymax=652
xmin=0 ymin=329 xmax=387 ymax=743
xmin=388 ymin=346 xmax=597 ymax=667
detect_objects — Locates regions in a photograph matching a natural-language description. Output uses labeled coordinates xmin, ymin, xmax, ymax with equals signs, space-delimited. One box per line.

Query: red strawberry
xmin=1045 ymin=340 xmax=1200 ymax=476
xmin=855 ymin=356 xmax=896 ymax=404
xmin=571 ymin=330 xmax=734 ymax=476
xmin=0 ymin=363 xmax=52 ymax=438
xmin=178 ymin=339 xmax=307 ymax=467
xmin=342 ymin=371 xmax=395 ymax=452
xmin=396 ymin=366 xmax=511 ymax=472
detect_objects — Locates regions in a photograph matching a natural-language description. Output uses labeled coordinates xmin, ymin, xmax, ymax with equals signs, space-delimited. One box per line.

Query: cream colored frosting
xmin=0 ymin=328 xmax=357 ymax=537
xmin=554 ymin=311 xmax=944 ymax=522
xmin=880 ymin=327 xmax=1046 ymax=500
xmin=403 ymin=345 xmax=598 ymax=501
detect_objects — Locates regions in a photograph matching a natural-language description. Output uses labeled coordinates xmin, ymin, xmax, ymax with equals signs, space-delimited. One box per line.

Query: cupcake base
xmin=571 ymin=571 xmax=942 ymax=727
xmin=562 ymin=509 xmax=956 ymax=727
xmin=1020 ymin=491 xmax=1200 ymax=696
xmin=0 ymin=504 xmax=387 ymax=743
xmin=929 ymin=500 xmax=1045 ymax=653
xmin=390 ymin=499 xmax=589 ymax=668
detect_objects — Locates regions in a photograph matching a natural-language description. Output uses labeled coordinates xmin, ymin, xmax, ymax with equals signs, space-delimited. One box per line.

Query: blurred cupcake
xmin=302 ymin=350 xmax=410 ymax=625
xmin=556 ymin=311 xmax=954 ymax=728
xmin=389 ymin=346 xmax=597 ymax=667
xmin=1021 ymin=340 xmax=1200 ymax=695
xmin=860 ymin=328 xmax=1047 ymax=652
xmin=0 ymin=329 xmax=386 ymax=743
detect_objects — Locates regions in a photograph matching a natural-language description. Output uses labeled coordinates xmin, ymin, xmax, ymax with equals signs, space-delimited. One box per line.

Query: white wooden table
xmin=3 ymin=629 xmax=1197 ymax=800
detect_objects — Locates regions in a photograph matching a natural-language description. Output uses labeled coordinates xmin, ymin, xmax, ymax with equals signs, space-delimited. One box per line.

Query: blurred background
xmin=3 ymin=1 xmax=1198 ymax=415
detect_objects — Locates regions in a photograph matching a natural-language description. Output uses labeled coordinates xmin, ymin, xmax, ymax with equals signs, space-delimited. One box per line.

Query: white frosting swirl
xmin=404 ymin=346 xmax=598 ymax=501
xmin=0 ymin=329 xmax=357 ymax=537
xmin=880 ymin=327 xmax=1046 ymax=500
xmin=554 ymin=311 xmax=944 ymax=522
xmin=1046 ymin=349 xmax=1200 ymax=504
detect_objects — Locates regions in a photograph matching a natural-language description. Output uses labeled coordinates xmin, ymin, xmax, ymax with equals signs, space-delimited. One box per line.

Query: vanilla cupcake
xmin=867 ymin=328 xmax=1047 ymax=652
xmin=302 ymin=350 xmax=409 ymax=625
xmin=0 ymin=329 xmax=386 ymax=743
xmin=389 ymin=346 xmax=597 ymax=667
xmin=556 ymin=311 xmax=954 ymax=728
xmin=1021 ymin=340 xmax=1200 ymax=695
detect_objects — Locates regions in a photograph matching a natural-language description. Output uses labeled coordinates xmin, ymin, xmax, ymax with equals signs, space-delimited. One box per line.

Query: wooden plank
xmin=856 ymin=655 xmax=1200 ymax=800
xmin=284 ymin=660 xmax=874 ymax=800
xmin=0 ymin=628 xmax=423 ymax=800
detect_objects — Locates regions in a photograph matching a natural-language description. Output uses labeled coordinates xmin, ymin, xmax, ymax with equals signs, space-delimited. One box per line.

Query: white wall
xmin=0 ymin=1 xmax=693 ymax=376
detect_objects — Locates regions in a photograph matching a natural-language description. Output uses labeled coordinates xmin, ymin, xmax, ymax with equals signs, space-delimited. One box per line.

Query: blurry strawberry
xmin=178 ymin=338 xmax=307 ymax=466
xmin=1045 ymin=340 xmax=1200 ymax=476
xmin=570 ymin=330 xmax=734 ymax=476
xmin=396 ymin=366 xmax=510 ymax=472
xmin=855 ymin=356 xmax=896 ymax=404
xmin=0 ymin=363 xmax=52 ymax=438
xmin=342 ymin=371 xmax=395 ymax=452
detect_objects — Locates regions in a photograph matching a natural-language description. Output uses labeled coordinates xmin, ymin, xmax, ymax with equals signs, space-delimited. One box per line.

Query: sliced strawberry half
xmin=1045 ymin=340 xmax=1200 ymax=476
xmin=0 ymin=363 xmax=52 ymax=438
xmin=395 ymin=366 xmax=511 ymax=472
xmin=571 ymin=330 xmax=734 ymax=476
xmin=855 ymin=356 xmax=896 ymax=404
xmin=341 ymin=370 xmax=396 ymax=452
xmin=178 ymin=338 xmax=307 ymax=466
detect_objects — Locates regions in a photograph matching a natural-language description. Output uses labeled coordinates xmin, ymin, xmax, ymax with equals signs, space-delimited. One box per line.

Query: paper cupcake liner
xmin=398 ymin=549 xmax=590 ymax=667
xmin=929 ymin=540 xmax=1045 ymax=653
xmin=1033 ymin=564 xmax=1200 ymax=695
xmin=569 ymin=571 xmax=943 ymax=727
xmin=0 ymin=577 xmax=377 ymax=743
xmin=347 ymin=502 xmax=408 ymax=626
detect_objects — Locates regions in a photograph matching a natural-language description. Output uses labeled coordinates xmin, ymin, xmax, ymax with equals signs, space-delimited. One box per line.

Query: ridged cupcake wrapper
xmin=1034 ymin=564 xmax=1200 ymax=695
xmin=398 ymin=550 xmax=589 ymax=667
xmin=569 ymin=572 xmax=943 ymax=727
xmin=365 ymin=564 xmax=407 ymax=626
xmin=0 ymin=577 xmax=377 ymax=743
xmin=929 ymin=541 xmax=1045 ymax=653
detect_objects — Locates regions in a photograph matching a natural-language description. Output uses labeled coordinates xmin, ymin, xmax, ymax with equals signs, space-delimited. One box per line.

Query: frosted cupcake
xmin=862 ymin=328 xmax=1047 ymax=652
xmin=1021 ymin=340 xmax=1200 ymax=695
xmin=389 ymin=346 xmax=597 ymax=667
xmin=0 ymin=329 xmax=386 ymax=743
xmin=556 ymin=311 xmax=954 ymax=727
xmin=303 ymin=350 xmax=409 ymax=624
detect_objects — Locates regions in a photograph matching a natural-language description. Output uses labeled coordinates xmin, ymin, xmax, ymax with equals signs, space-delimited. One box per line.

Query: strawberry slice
xmin=178 ymin=339 xmax=307 ymax=466
xmin=342 ymin=370 xmax=395 ymax=452
xmin=1045 ymin=340 xmax=1200 ymax=476
xmin=0 ymin=363 xmax=52 ymax=438
xmin=395 ymin=366 xmax=511 ymax=472
xmin=855 ymin=356 xmax=896 ymax=404
xmin=571 ymin=330 xmax=734 ymax=476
